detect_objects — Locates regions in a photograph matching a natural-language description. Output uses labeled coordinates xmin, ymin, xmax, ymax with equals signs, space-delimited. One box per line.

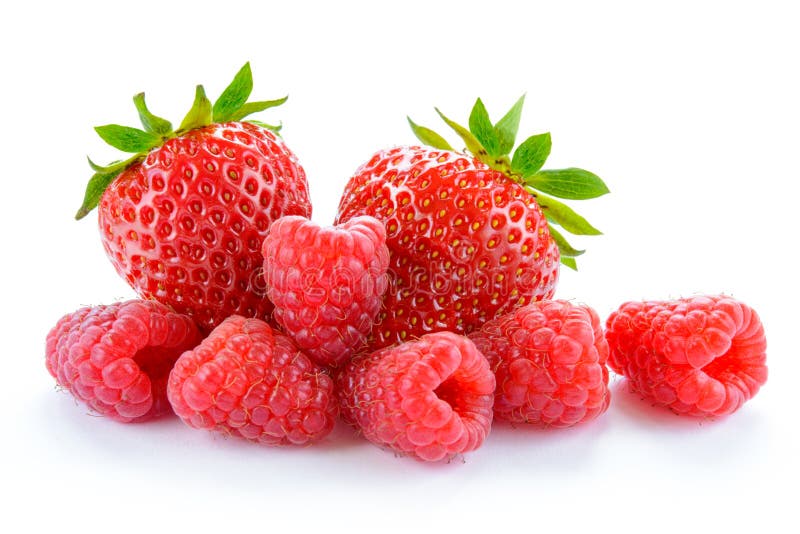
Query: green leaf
xmin=511 ymin=133 xmax=551 ymax=178
xmin=495 ymin=94 xmax=525 ymax=155
xmin=526 ymin=168 xmax=609 ymax=200
xmin=560 ymin=256 xmax=578 ymax=270
xmin=547 ymin=224 xmax=585 ymax=257
xmin=229 ymin=96 xmax=288 ymax=121
xmin=94 ymin=124 xmax=160 ymax=153
xmin=468 ymin=98 xmax=501 ymax=157
xmin=407 ymin=117 xmax=454 ymax=151
xmin=179 ymin=85 xmax=213 ymax=131
xmin=435 ymin=107 xmax=491 ymax=164
xmin=247 ymin=120 xmax=282 ymax=133
xmin=213 ymin=62 xmax=253 ymax=122
xmin=533 ymin=192 xmax=602 ymax=235
xmin=132 ymin=93 xmax=172 ymax=136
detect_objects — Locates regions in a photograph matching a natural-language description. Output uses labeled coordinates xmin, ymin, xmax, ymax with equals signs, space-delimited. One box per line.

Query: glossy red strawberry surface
xmin=99 ymin=122 xmax=310 ymax=330
xmin=336 ymin=145 xmax=560 ymax=348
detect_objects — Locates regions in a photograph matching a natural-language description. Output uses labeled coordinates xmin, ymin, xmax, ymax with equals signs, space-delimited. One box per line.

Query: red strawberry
xmin=605 ymin=295 xmax=768 ymax=417
xmin=470 ymin=300 xmax=611 ymax=427
xmin=336 ymin=331 xmax=495 ymax=462
xmin=336 ymin=97 xmax=608 ymax=349
xmin=46 ymin=300 xmax=202 ymax=423
xmin=76 ymin=63 xmax=311 ymax=331
xmin=262 ymin=215 xmax=390 ymax=368
xmin=168 ymin=315 xmax=337 ymax=445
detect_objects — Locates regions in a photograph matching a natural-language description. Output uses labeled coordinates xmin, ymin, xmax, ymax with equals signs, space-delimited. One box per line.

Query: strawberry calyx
xmin=75 ymin=62 xmax=286 ymax=220
xmin=408 ymin=95 xmax=609 ymax=270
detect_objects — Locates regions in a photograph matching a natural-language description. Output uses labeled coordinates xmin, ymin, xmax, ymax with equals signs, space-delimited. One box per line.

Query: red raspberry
xmin=262 ymin=215 xmax=389 ymax=367
xmin=336 ymin=331 xmax=495 ymax=462
xmin=167 ymin=315 xmax=337 ymax=445
xmin=605 ymin=295 xmax=768 ymax=417
xmin=45 ymin=300 xmax=201 ymax=423
xmin=470 ymin=300 xmax=611 ymax=427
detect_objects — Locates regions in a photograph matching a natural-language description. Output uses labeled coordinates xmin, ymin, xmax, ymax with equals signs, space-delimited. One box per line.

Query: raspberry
xmin=470 ymin=300 xmax=611 ymax=427
xmin=336 ymin=331 xmax=495 ymax=462
xmin=262 ymin=215 xmax=389 ymax=367
xmin=45 ymin=300 xmax=201 ymax=423
xmin=605 ymin=295 xmax=768 ymax=417
xmin=167 ymin=315 xmax=337 ymax=445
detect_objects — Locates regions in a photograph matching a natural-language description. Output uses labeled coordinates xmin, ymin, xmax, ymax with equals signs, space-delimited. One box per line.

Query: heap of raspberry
xmin=470 ymin=300 xmax=611 ymax=427
xmin=45 ymin=300 xmax=202 ymax=422
xmin=336 ymin=331 xmax=495 ymax=462
xmin=167 ymin=315 xmax=337 ymax=445
xmin=605 ymin=295 xmax=768 ymax=417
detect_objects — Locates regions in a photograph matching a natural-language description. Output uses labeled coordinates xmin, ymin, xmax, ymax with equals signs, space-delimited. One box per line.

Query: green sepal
xmin=86 ymin=157 xmax=132 ymax=175
xmin=407 ymin=117 xmax=454 ymax=151
xmin=94 ymin=124 xmax=160 ymax=153
xmin=533 ymin=191 xmax=602 ymax=235
xmin=247 ymin=120 xmax=282 ymax=133
xmin=229 ymin=96 xmax=288 ymax=121
xmin=560 ymin=256 xmax=578 ymax=270
xmin=435 ymin=108 xmax=492 ymax=165
xmin=511 ymin=133 xmax=551 ymax=178
xmin=527 ymin=168 xmax=610 ymax=200
xmin=547 ymin=224 xmax=585 ymax=257
xmin=75 ymin=155 xmax=140 ymax=220
xmin=179 ymin=85 xmax=213 ymax=131
xmin=133 ymin=93 xmax=172 ymax=136
xmin=495 ymin=94 xmax=525 ymax=155
xmin=468 ymin=98 xmax=501 ymax=157
xmin=87 ymin=156 xmax=109 ymax=172
xmin=213 ymin=62 xmax=253 ymax=122
xmin=75 ymin=171 xmax=117 ymax=220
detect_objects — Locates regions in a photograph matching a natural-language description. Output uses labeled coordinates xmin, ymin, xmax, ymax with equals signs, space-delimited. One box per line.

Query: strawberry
xmin=336 ymin=97 xmax=608 ymax=349
xmin=76 ymin=63 xmax=311 ymax=331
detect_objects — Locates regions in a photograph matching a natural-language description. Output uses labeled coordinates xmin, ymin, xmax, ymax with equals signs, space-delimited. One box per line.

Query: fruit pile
xmin=46 ymin=64 xmax=768 ymax=462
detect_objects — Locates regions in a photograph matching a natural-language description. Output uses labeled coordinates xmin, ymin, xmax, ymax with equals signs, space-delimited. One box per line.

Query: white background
xmin=2 ymin=1 xmax=797 ymax=532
